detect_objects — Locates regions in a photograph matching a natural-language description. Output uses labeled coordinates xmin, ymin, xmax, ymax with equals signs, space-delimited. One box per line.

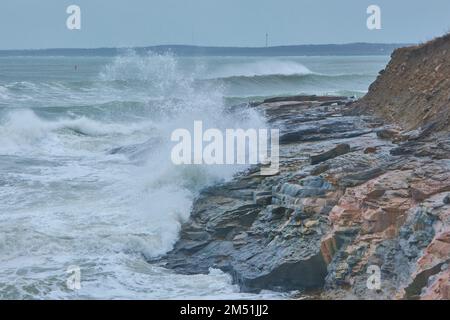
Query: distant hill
xmin=0 ymin=43 xmax=409 ymax=57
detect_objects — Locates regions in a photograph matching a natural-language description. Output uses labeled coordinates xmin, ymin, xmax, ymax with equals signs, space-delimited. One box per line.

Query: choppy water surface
xmin=0 ymin=52 xmax=388 ymax=299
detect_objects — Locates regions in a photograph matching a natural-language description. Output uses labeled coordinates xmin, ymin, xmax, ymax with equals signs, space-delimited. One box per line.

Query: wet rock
xmin=263 ymin=95 xmax=346 ymax=104
xmin=443 ymin=194 xmax=450 ymax=204
xmin=160 ymin=94 xmax=450 ymax=298
xmin=310 ymin=144 xmax=351 ymax=165
xmin=364 ymin=146 xmax=378 ymax=154
xmin=390 ymin=142 xmax=418 ymax=156
xmin=161 ymin=97 xmax=355 ymax=292
xmin=253 ymin=191 xmax=272 ymax=206
xmin=311 ymin=163 xmax=330 ymax=175
xmin=420 ymin=267 xmax=450 ymax=300
xmin=305 ymin=220 xmax=319 ymax=228
xmin=338 ymin=167 xmax=385 ymax=187
xmin=377 ymin=128 xmax=399 ymax=140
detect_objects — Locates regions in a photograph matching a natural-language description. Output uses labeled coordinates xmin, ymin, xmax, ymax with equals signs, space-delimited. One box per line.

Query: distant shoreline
xmin=0 ymin=43 xmax=410 ymax=57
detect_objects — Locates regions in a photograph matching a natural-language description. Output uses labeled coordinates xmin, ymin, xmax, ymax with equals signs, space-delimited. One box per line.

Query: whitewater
xmin=0 ymin=52 xmax=388 ymax=299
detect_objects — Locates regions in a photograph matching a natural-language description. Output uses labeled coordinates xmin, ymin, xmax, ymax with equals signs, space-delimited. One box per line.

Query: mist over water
xmin=0 ymin=52 xmax=388 ymax=299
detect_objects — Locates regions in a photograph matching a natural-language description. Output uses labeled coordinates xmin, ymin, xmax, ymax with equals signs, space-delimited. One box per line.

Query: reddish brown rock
xmin=421 ymin=268 xmax=450 ymax=300
xmin=364 ymin=146 xmax=378 ymax=154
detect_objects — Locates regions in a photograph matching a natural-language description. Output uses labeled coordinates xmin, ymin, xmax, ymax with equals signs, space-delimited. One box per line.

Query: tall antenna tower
xmin=265 ymin=33 xmax=269 ymax=47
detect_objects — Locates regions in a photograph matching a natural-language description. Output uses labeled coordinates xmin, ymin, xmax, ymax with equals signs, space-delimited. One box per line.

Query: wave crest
xmin=206 ymin=60 xmax=313 ymax=79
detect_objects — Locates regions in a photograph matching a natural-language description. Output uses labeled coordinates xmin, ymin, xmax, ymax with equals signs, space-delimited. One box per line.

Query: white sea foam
xmin=0 ymin=109 xmax=156 ymax=156
xmin=0 ymin=53 xmax=386 ymax=299
xmin=206 ymin=59 xmax=313 ymax=79
xmin=0 ymin=51 xmax=274 ymax=299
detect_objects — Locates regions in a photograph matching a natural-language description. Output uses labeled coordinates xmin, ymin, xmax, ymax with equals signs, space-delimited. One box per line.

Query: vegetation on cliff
xmin=357 ymin=33 xmax=450 ymax=132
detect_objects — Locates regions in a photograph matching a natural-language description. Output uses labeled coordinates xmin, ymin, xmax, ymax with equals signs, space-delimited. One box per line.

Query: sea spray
xmin=0 ymin=53 xmax=386 ymax=299
xmin=0 ymin=51 xmax=270 ymax=299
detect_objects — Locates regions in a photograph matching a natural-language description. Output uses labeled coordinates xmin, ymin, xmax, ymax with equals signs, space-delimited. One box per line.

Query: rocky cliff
xmin=356 ymin=33 xmax=450 ymax=131
xmin=160 ymin=35 xmax=450 ymax=300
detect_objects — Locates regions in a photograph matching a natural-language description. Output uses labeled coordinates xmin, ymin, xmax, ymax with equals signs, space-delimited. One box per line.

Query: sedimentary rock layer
xmin=355 ymin=33 xmax=450 ymax=132
xmin=161 ymin=35 xmax=450 ymax=299
xmin=160 ymin=95 xmax=450 ymax=299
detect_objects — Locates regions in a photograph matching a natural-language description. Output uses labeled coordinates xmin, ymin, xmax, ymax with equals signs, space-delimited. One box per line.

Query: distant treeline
xmin=0 ymin=43 xmax=409 ymax=57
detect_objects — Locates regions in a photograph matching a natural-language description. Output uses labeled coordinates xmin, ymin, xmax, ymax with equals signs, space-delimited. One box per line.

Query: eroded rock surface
xmin=160 ymin=95 xmax=450 ymax=299
xmin=355 ymin=33 xmax=450 ymax=132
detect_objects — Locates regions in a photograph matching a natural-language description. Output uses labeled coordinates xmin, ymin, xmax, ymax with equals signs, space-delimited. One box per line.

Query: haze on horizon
xmin=0 ymin=0 xmax=449 ymax=50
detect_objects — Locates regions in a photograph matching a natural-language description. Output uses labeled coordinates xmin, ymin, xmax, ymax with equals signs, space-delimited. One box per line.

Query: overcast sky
xmin=0 ymin=0 xmax=449 ymax=49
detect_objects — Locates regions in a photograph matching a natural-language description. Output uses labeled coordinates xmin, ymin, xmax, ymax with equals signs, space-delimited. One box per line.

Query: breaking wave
xmin=0 ymin=51 xmax=269 ymax=299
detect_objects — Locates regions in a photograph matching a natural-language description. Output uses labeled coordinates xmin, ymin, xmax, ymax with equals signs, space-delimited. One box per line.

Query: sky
xmin=0 ymin=0 xmax=449 ymax=50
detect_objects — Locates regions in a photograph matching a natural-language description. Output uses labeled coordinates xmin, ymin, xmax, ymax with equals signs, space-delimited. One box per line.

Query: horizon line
xmin=0 ymin=41 xmax=413 ymax=52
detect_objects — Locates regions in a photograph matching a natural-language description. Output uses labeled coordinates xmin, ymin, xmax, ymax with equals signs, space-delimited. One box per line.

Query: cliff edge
xmin=160 ymin=35 xmax=450 ymax=300
xmin=356 ymin=33 xmax=450 ymax=131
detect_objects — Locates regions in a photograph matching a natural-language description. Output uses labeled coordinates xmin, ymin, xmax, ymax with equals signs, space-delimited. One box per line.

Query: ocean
xmin=0 ymin=51 xmax=388 ymax=299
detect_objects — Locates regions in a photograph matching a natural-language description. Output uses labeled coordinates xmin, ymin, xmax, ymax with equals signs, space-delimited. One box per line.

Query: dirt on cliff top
xmin=355 ymin=33 xmax=450 ymax=132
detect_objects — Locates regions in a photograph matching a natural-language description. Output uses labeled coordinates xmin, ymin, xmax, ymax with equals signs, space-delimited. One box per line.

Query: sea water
xmin=0 ymin=51 xmax=388 ymax=299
